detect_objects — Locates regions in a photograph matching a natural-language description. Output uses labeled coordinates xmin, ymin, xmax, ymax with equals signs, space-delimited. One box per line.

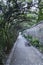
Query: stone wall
xmin=23 ymin=22 xmax=43 ymax=45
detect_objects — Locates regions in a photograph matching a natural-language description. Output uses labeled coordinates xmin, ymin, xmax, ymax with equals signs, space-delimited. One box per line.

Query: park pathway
xmin=6 ymin=34 xmax=43 ymax=65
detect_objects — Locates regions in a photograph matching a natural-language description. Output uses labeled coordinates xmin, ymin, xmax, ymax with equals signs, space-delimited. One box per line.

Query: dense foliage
xmin=0 ymin=0 xmax=43 ymax=65
xmin=0 ymin=0 xmax=32 ymax=64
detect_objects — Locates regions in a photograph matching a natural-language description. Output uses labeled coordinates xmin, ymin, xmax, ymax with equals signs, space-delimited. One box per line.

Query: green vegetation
xmin=0 ymin=0 xmax=43 ymax=65
xmin=24 ymin=34 xmax=43 ymax=53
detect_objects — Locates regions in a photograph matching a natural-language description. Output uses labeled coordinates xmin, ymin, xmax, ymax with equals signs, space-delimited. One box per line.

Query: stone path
xmin=6 ymin=34 xmax=43 ymax=65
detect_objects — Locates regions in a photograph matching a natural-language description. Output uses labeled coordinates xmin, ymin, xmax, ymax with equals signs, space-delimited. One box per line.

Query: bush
xmin=24 ymin=35 xmax=43 ymax=53
xmin=31 ymin=38 xmax=39 ymax=47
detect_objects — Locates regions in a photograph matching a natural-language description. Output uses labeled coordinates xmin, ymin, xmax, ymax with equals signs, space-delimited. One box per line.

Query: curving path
xmin=6 ymin=34 xmax=43 ymax=65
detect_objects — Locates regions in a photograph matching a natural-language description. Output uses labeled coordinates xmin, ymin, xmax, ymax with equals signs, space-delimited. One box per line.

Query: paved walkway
xmin=6 ymin=35 xmax=43 ymax=65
